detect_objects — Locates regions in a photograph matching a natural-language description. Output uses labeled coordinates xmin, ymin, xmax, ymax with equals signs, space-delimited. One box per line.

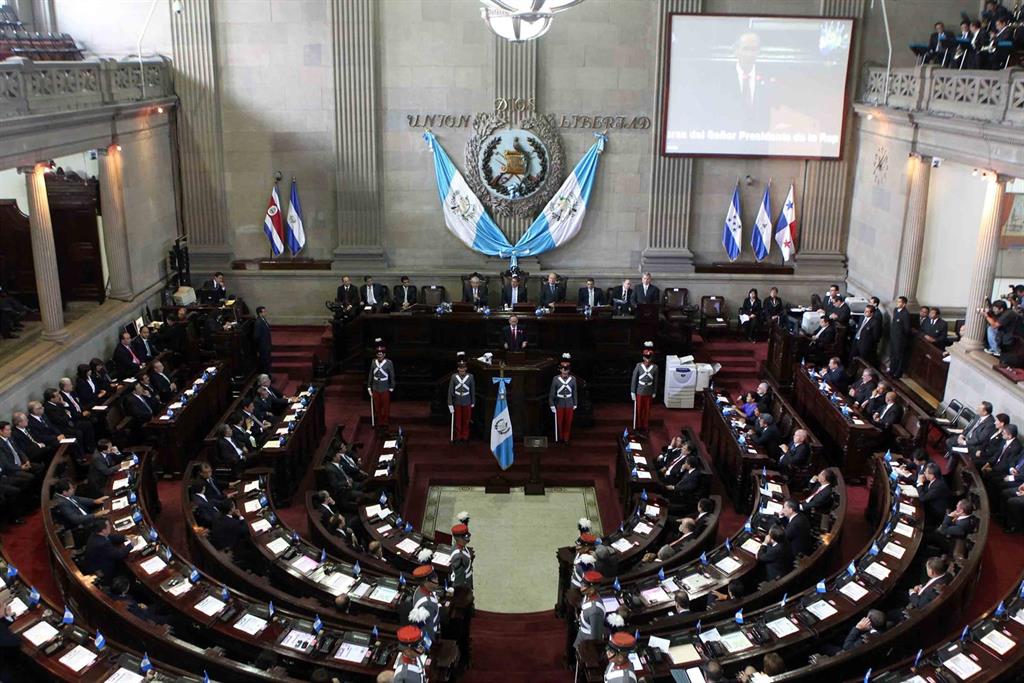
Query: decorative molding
xmin=493 ymin=38 xmax=537 ymax=244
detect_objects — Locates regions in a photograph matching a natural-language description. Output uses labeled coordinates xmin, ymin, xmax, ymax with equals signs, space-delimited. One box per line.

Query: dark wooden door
xmin=45 ymin=171 xmax=105 ymax=303
xmin=0 ymin=199 xmax=39 ymax=309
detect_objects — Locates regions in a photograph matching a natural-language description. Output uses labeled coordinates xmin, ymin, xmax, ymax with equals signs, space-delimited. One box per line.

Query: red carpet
xmin=2 ymin=329 xmax=1019 ymax=680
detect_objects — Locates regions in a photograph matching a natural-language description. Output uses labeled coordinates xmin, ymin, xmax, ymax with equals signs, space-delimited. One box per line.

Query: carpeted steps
xmin=462 ymin=611 xmax=573 ymax=683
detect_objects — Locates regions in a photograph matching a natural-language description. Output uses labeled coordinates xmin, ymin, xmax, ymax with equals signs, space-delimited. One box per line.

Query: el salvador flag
xmin=490 ymin=377 xmax=514 ymax=470
xmin=722 ymin=183 xmax=742 ymax=261
xmin=423 ymin=131 xmax=515 ymax=261
xmin=285 ymin=178 xmax=306 ymax=255
xmin=752 ymin=180 xmax=772 ymax=261
xmin=514 ymin=133 xmax=606 ymax=259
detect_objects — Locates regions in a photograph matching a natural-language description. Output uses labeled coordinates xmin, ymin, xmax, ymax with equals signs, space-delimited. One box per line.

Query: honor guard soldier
xmin=447 ymin=360 xmax=475 ymax=442
xmin=368 ymin=339 xmax=395 ymax=428
xmin=408 ymin=564 xmax=442 ymax=645
xmin=449 ymin=523 xmax=473 ymax=590
xmin=604 ymin=632 xmax=639 ymax=683
xmin=630 ymin=341 xmax=658 ymax=431
xmin=549 ymin=353 xmax=578 ymax=444
xmin=574 ymin=570 xmax=607 ymax=648
xmin=392 ymin=625 xmax=428 ymax=683
xmin=570 ymin=527 xmax=597 ymax=589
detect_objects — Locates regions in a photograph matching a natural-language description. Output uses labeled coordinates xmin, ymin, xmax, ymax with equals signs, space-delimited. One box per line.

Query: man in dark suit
xmin=851 ymin=304 xmax=882 ymax=366
xmin=802 ymin=469 xmax=837 ymax=514
xmin=717 ymin=31 xmax=774 ymax=132
xmin=871 ymin=392 xmax=903 ymax=431
xmin=928 ymin=498 xmax=975 ymax=553
xmin=253 ymin=306 xmax=273 ymax=373
xmin=888 ymin=296 xmax=912 ymax=378
xmin=749 ymin=414 xmax=782 ymax=460
xmin=57 ymin=377 xmax=91 ymax=427
xmin=777 ymin=429 xmax=811 ymax=474
xmin=840 ymin=611 xmax=888 ymax=652
xmin=970 ymin=413 xmax=1009 ymax=467
xmin=501 ymin=274 xmax=529 ymax=307
xmin=926 ymin=22 xmax=955 ymax=64
xmin=577 ymin=277 xmax=605 ymax=309
xmin=332 ymin=445 xmax=368 ymax=483
xmin=194 ymin=462 xmax=229 ymax=504
xmin=131 ymin=325 xmax=157 ymax=364
xmin=0 ymin=421 xmax=41 ymax=489
xmin=917 ymin=463 xmax=953 ymax=527
xmin=209 ymin=499 xmax=247 ymax=551
xmin=665 ymin=455 xmax=703 ymax=495
xmin=10 ymin=411 xmax=55 ymax=464
xmin=982 ymin=424 xmax=1023 ymax=502
xmin=202 ymin=272 xmax=228 ymax=302
xmin=986 ymin=17 xmax=1014 ymax=68
xmin=539 ymin=273 xmax=565 ymax=306
xmin=756 ymin=524 xmax=793 ymax=582
xmin=124 ymin=382 xmax=155 ymax=424
xmin=215 ymin=424 xmax=245 ymax=468
xmin=360 ymin=275 xmax=391 ymax=312
xmin=462 ymin=275 xmax=488 ymax=306
xmin=947 ymin=402 xmax=996 ymax=455
xmin=257 ymin=374 xmax=289 ymax=412
xmin=636 ymin=273 xmax=660 ymax=306
xmin=609 ymin=278 xmax=637 ymax=314
xmin=112 ymin=330 xmax=143 ymax=379
xmin=335 ymin=275 xmax=360 ymax=319
xmin=827 ymin=296 xmax=851 ymax=326
xmin=921 ymin=307 xmax=948 ymax=347
xmin=822 ymin=357 xmax=849 ymax=392
xmin=148 ymin=359 xmax=177 ymax=402
xmin=780 ymin=499 xmax=812 ymax=557
xmin=906 ymin=556 xmax=951 ymax=611
xmin=394 ymin=275 xmax=418 ymax=310
xmin=43 ymin=389 xmax=94 ymax=452
xmin=323 ymin=451 xmax=362 ymax=515
xmin=848 ymin=368 xmax=878 ymax=405
xmin=806 ymin=317 xmax=837 ymax=361
xmin=86 ymin=440 xmax=122 ymax=497
xmin=694 ymin=498 xmax=715 ymax=536
xmin=25 ymin=400 xmax=64 ymax=449
xmin=81 ymin=518 xmax=131 ymax=585
xmin=52 ymin=479 xmax=106 ymax=533
xmin=502 ymin=314 xmax=528 ymax=351
xmin=312 ymin=490 xmax=339 ymax=527
xmin=189 ymin=480 xmax=219 ymax=528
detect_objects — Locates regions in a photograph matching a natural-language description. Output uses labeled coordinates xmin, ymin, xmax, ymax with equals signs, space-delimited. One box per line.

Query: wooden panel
xmin=0 ymin=199 xmax=38 ymax=307
xmin=45 ymin=171 xmax=105 ymax=303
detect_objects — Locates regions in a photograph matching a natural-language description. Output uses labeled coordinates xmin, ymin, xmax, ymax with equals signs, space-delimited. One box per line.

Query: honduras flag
xmin=774 ymin=182 xmax=798 ymax=262
xmin=423 ymin=131 xmax=515 ymax=261
xmin=263 ymin=182 xmax=285 ymax=257
xmin=513 ymin=133 xmax=606 ymax=258
xmin=752 ymin=180 xmax=772 ymax=261
xmin=490 ymin=377 xmax=514 ymax=470
xmin=722 ymin=183 xmax=742 ymax=261
xmin=285 ymin=178 xmax=306 ymax=255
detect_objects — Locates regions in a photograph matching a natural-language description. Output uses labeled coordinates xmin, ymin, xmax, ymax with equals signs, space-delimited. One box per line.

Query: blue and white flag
xmin=514 ymin=133 xmax=606 ymax=259
xmin=286 ymin=178 xmax=306 ymax=255
xmin=752 ymin=180 xmax=772 ymax=261
xmin=490 ymin=377 xmax=514 ymax=470
xmin=313 ymin=614 xmax=323 ymax=633
xmin=423 ymin=131 xmax=515 ymax=260
xmin=722 ymin=183 xmax=742 ymax=261
xmin=94 ymin=630 xmax=106 ymax=651
xmin=140 ymin=652 xmax=152 ymax=674
xmin=62 ymin=605 xmax=74 ymax=624
xmin=774 ymin=182 xmax=798 ymax=262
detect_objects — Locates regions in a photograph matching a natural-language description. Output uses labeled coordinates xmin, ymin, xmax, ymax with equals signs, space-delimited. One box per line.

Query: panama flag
xmin=722 ymin=183 xmax=742 ymax=261
xmin=423 ymin=131 xmax=515 ymax=260
xmin=285 ymin=178 xmax=305 ymax=255
xmin=774 ymin=182 xmax=798 ymax=261
xmin=514 ymin=133 xmax=606 ymax=257
xmin=490 ymin=377 xmax=514 ymax=470
xmin=752 ymin=180 xmax=772 ymax=261
xmin=263 ymin=182 xmax=285 ymax=257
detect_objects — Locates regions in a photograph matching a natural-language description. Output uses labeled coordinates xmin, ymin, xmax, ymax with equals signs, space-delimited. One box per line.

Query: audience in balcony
xmin=920 ymin=4 xmax=1022 ymax=70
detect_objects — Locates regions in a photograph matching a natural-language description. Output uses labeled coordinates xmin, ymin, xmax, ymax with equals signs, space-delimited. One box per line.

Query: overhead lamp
xmin=480 ymin=0 xmax=584 ymax=42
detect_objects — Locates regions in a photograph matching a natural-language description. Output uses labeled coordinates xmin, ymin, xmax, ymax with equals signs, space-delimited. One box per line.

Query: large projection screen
xmin=662 ymin=14 xmax=854 ymax=158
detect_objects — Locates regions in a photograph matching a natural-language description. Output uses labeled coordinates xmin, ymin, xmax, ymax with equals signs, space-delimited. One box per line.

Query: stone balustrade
xmin=0 ymin=56 xmax=172 ymax=120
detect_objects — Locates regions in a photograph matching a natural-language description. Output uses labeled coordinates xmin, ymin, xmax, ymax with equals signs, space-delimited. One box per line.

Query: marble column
xmin=959 ymin=175 xmax=1005 ymax=349
xmin=642 ymin=0 xmax=701 ymax=274
xmin=97 ymin=146 xmax=134 ymax=301
xmin=169 ymin=0 xmax=229 ymax=258
xmin=331 ymin=0 xmax=386 ymax=264
xmin=20 ymin=164 xmax=68 ymax=343
xmin=893 ymin=155 xmax=930 ymax=304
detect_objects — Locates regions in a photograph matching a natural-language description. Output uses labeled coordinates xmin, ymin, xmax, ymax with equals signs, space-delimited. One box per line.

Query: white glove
xmin=551 ymin=406 xmax=557 ymax=413
xmin=631 ymin=393 xmax=637 ymax=401
xmin=367 ymin=387 xmax=372 ymax=396
xmin=449 ymin=405 xmax=455 ymax=414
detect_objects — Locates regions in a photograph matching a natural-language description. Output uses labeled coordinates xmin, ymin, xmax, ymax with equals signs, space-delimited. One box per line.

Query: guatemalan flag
xmin=285 ymin=178 xmax=306 ymax=255
xmin=490 ymin=377 xmax=514 ymax=470
xmin=774 ymin=182 xmax=798 ymax=262
xmin=514 ymin=133 xmax=606 ymax=258
xmin=263 ymin=182 xmax=285 ymax=257
xmin=752 ymin=181 xmax=772 ymax=261
xmin=722 ymin=183 xmax=742 ymax=261
xmin=423 ymin=131 xmax=515 ymax=260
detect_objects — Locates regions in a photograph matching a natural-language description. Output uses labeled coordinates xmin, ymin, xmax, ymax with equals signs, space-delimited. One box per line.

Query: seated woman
xmin=739 ymin=288 xmax=763 ymax=342
xmin=738 ymin=392 xmax=760 ymax=421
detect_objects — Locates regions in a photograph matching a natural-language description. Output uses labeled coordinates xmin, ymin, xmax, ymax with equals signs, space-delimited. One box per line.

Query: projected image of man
xmin=730 ymin=32 xmax=772 ymax=132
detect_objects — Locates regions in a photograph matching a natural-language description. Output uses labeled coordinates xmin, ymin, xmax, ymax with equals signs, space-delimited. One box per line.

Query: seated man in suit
xmin=148 ymin=359 xmax=177 ymax=403
xmin=748 ymin=414 xmax=782 ymax=460
xmin=502 ymin=314 xmax=528 ymax=351
xmin=896 ymin=448 xmax=931 ymax=484
xmin=327 ymin=512 xmax=365 ymax=550
xmin=837 ymin=610 xmax=888 ymax=653
xmin=640 ymin=518 xmax=698 ymax=565
xmin=209 ymin=498 xmax=247 ymax=552
xmin=0 ymin=421 xmax=41 ymax=490
xmin=25 ymin=400 xmax=66 ymax=451
xmin=202 ymin=271 xmax=228 ymax=302
xmin=107 ymin=575 xmax=170 ymax=626
xmin=927 ymin=498 xmax=975 ymax=553
xmin=334 ymin=275 xmax=361 ymax=320
xmin=52 ymin=478 xmax=107 ymax=535
xmin=189 ymin=480 xmax=219 ymax=528
xmin=777 ymin=429 xmax=811 ymax=474
xmin=822 ymin=357 xmax=849 ymax=392
xmin=906 ymin=555 xmax=952 ymax=612
xmin=947 ymin=401 xmax=996 ymax=457
xmin=917 ymin=462 xmax=953 ymax=527
xmin=609 ymin=278 xmax=637 ymax=314
xmin=43 ymin=388 xmax=94 ymax=453
xmin=10 ymin=411 xmax=55 ymax=465
xmin=228 ymin=411 xmax=256 ymax=452
xmin=86 ymin=440 xmax=123 ymax=498
xmin=324 ymin=449 xmax=364 ymax=508
xmin=462 ymin=275 xmax=488 ymax=306
xmin=312 ymin=490 xmax=340 ymax=527
xmin=694 ymin=497 xmax=716 ymax=536
xmin=921 ymin=307 xmax=948 ymax=347
xmin=577 ymin=277 xmax=605 ymax=310
xmin=860 ymin=381 xmax=889 ymax=416
xmin=360 ymin=275 xmax=391 ymax=312
xmin=756 ymin=524 xmax=794 ymax=582
xmin=848 ymin=369 xmax=878 ymax=406
xmin=635 ymin=272 xmax=660 ymax=306
xmin=124 ymin=381 xmax=156 ymax=425
xmin=871 ymin=392 xmax=903 ymax=431
xmin=194 ymin=461 xmax=230 ymax=505
xmin=80 ymin=518 xmax=132 ymax=586
xmin=779 ymin=499 xmax=813 ymax=558
xmin=664 ymin=455 xmax=703 ymax=496
xmin=136 ymin=374 xmax=164 ymax=413
xmin=257 ymin=373 xmax=290 ymax=413
xmin=253 ymin=386 xmax=276 ymax=422
xmin=332 ymin=443 xmax=368 ymax=483
xmin=753 ymin=381 xmax=772 ymax=412
xmin=57 ymin=377 xmax=92 ymax=427
xmin=802 ymin=469 xmax=837 ymax=514
xmin=394 ymin=275 xmax=418 ymax=311
xmin=131 ymin=325 xmax=157 ymax=364
xmin=925 ymin=21 xmax=955 ymax=64
xmin=501 ymin=274 xmax=528 ymax=307
xmin=113 ymin=330 xmax=144 ymax=379
xmin=539 ymin=273 xmax=565 ymax=306
xmin=215 ymin=424 xmax=246 ymax=468
xmin=805 ymin=316 xmax=837 ymax=362
xmin=982 ymin=424 xmax=1023 ymax=500
xmin=239 ymin=396 xmax=270 ymax=439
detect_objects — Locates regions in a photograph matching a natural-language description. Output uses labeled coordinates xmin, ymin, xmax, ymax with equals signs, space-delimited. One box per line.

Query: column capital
xmin=16 ymin=163 xmax=47 ymax=175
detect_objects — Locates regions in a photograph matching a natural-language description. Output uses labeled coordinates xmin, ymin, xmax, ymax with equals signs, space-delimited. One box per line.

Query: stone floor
xmin=421 ymin=485 xmax=602 ymax=613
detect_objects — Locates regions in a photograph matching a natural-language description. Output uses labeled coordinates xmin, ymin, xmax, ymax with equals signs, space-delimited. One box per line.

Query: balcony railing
xmin=0 ymin=56 xmax=173 ymax=120
xmin=859 ymin=65 xmax=1024 ymax=127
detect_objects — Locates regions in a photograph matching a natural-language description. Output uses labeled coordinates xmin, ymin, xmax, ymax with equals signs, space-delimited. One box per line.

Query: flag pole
xmin=553 ymin=407 xmax=559 ymax=443
xmin=450 ymin=408 xmax=455 ymax=442
xmin=368 ymin=387 xmax=376 ymax=427
xmin=289 ymin=176 xmax=296 ymax=261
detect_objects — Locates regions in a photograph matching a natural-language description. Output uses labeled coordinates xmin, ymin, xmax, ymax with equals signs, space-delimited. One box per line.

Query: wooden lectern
xmin=470 ymin=353 xmax=556 ymax=439
xmin=765 ymin=323 xmax=798 ymax=389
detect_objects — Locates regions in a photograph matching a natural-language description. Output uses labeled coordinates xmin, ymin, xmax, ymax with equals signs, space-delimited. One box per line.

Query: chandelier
xmin=480 ymin=0 xmax=586 ymax=43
